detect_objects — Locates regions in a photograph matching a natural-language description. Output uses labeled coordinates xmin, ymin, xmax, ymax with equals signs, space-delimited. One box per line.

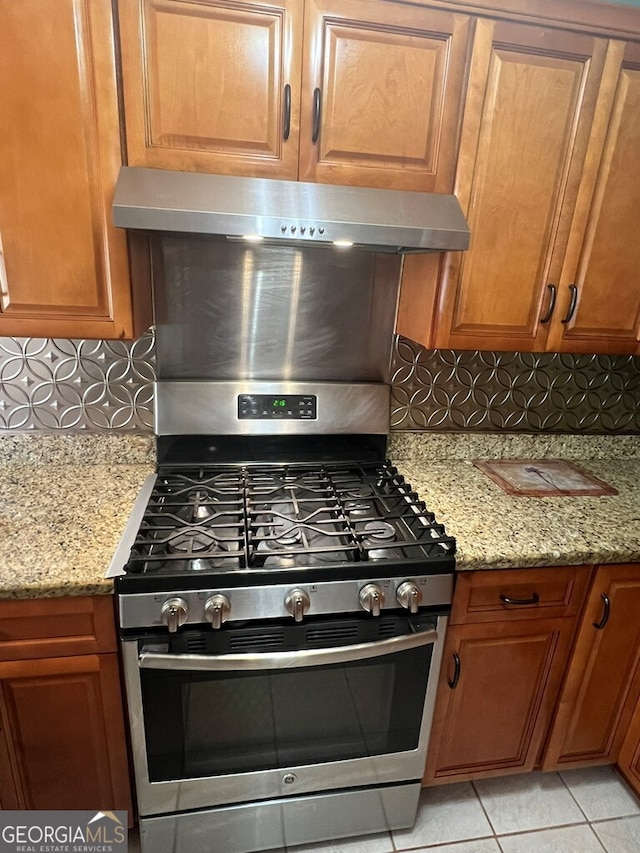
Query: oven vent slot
xmin=184 ymin=636 xmax=208 ymax=653
xmin=229 ymin=632 xmax=285 ymax=651
xmin=304 ymin=626 xmax=359 ymax=647
xmin=378 ymin=620 xmax=398 ymax=637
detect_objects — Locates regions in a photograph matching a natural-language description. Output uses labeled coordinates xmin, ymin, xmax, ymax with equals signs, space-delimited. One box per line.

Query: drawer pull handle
xmin=499 ymin=592 xmax=540 ymax=606
xmin=283 ymin=83 xmax=291 ymax=140
xmin=0 ymin=231 xmax=9 ymax=309
xmin=312 ymin=87 xmax=322 ymax=143
xmin=561 ymin=284 xmax=578 ymax=324
xmin=539 ymin=284 xmax=557 ymax=323
xmin=447 ymin=652 xmax=461 ymax=689
xmin=593 ymin=593 xmax=610 ymax=630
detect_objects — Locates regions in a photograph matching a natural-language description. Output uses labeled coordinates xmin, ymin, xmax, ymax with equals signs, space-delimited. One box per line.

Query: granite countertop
xmin=389 ymin=432 xmax=640 ymax=570
xmin=0 ymin=435 xmax=155 ymax=599
xmin=398 ymin=457 xmax=640 ymax=571
xmin=0 ymin=432 xmax=639 ymax=599
xmin=0 ymin=462 xmax=154 ymax=598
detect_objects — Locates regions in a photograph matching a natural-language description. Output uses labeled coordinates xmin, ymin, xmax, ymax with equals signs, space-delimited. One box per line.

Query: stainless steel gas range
xmin=111 ymin=409 xmax=454 ymax=853
xmin=109 ymin=169 xmax=468 ymax=853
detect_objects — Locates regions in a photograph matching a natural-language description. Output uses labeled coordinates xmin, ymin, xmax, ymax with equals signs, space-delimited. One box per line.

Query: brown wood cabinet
xmin=118 ymin=0 xmax=471 ymax=191
xmin=0 ymin=0 xmax=149 ymax=340
xmin=546 ymin=41 xmax=640 ymax=354
xmin=298 ymin=0 xmax=471 ymax=191
xmin=424 ymin=566 xmax=590 ymax=784
xmin=542 ymin=563 xmax=640 ymax=770
xmin=618 ymin=695 xmax=640 ymax=797
xmin=427 ymin=19 xmax=611 ymax=352
xmin=399 ymin=19 xmax=640 ymax=356
xmin=118 ymin=0 xmax=304 ymax=179
xmin=0 ymin=596 xmax=132 ymax=817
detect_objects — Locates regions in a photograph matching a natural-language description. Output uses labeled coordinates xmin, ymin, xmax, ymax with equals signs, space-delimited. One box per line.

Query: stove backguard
xmin=151 ymin=235 xmax=402 ymax=383
xmin=154 ymin=381 xmax=390 ymax=436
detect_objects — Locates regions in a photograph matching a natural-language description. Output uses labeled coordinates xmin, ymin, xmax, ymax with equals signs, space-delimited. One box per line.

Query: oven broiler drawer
xmin=140 ymin=782 xmax=422 ymax=853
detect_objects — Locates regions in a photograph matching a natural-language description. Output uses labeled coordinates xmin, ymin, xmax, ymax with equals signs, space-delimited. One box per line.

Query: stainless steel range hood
xmin=113 ymin=167 xmax=470 ymax=253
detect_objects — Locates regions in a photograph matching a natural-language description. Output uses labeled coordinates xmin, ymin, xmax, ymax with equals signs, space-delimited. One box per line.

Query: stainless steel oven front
xmin=121 ymin=608 xmax=447 ymax=853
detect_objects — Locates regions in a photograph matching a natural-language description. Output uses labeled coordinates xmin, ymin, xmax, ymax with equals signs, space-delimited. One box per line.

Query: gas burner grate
xmin=123 ymin=461 xmax=455 ymax=576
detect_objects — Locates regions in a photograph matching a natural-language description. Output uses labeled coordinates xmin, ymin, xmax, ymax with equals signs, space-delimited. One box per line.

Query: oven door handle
xmin=138 ymin=628 xmax=439 ymax=672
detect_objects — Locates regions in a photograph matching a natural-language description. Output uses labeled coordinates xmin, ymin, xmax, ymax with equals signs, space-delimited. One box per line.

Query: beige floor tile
xmin=474 ymin=772 xmax=585 ymax=834
xmin=591 ymin=815 xmax=640 ymax=853
xmin=392 ymin=783 xmax=493 ymax=849
xmin=498 ymin=824 xmax=605 ymax=853
xmin=409 ymin=840 xmax=501 ymax=853
xmin=560 ymin=765 xmax=640 ymax=821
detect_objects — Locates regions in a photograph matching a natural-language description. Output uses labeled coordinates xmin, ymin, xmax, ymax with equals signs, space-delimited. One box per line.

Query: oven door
xmin=122 ymin=613 xmax=447 ymax=817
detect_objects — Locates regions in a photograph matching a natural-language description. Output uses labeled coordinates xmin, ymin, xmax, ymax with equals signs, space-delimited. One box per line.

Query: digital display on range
xmin=238 ymin=394 xmax=317 ymax=420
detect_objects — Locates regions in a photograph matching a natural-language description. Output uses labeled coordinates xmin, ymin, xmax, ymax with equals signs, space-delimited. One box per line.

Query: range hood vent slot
xmin=113 ymin=167 xmax=470 ymax=254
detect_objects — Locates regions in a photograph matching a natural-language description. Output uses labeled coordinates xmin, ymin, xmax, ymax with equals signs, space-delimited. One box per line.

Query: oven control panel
xmin=238 ymin=394 xmax=317 ymax=420
xmin=118 ymin=574 xmax=455 ymax=630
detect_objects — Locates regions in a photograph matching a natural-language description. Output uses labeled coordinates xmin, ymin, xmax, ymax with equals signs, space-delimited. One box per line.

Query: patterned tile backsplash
xmin=391 ymin=337 xmax=640 ymax=433
xmin=0 ymin=331 xmax=639 ymax=434
xmin=0 ymin=332 xmax=155 ymax=431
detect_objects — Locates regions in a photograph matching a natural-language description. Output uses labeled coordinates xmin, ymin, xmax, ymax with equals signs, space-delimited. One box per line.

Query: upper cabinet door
xmin=299 ymin=0 xmax=472 ymax=191
xmin=118 ymin=0 xmax=303 ymax=178
xmin=550 ymin=42 xmax=640 ymax=355
xmin=0 ymin=0 xmax=139 ymax=340
xmin=433 ymin=20 xmax=609 ymax=352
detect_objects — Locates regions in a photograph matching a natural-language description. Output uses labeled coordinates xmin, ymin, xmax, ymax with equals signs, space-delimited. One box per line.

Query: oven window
xmin=140 ymin=646 xmax=431 ymax=782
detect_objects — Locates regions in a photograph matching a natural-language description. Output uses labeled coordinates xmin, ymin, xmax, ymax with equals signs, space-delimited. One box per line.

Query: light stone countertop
xmin=0 ymin=432 xmax=639 ymax=599
xmin=0 ymin=462 xmax=153 ymax=598
xmin=398 ymin=457 xmax=640 ymax=571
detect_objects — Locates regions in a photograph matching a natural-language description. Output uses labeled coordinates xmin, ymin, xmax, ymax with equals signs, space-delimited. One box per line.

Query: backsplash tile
xmin=0 ymin=332 xmax=155 ymax=431
xmin=0 ymin=331 xmax=638 ymax=434
xmin=391 ymin=337 xmax=640 ymax=433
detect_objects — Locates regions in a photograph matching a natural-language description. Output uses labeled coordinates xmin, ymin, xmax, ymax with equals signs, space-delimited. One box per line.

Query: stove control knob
xmin=284 ymin=589 xmax=310 ymax=622
xmin=359 ymin=584 xmax=385 ymax=617
xmin=204 ymin=594 xmax=231 ymax=630
xmin=161 ymin=597 xmax=189 ymax=633
xmin=396 ymin=581 xmax=423 ymax=614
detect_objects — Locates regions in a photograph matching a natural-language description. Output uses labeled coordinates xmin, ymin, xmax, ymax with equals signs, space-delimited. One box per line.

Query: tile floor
xmin=129 ymin=766 xmax=640 ymax=852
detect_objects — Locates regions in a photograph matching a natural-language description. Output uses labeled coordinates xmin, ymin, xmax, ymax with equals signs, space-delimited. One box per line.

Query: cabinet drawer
xmin=450 ymin=566 xmax=592 ymax=625
xmin=0 ymin=596 xmax=117 ymax=661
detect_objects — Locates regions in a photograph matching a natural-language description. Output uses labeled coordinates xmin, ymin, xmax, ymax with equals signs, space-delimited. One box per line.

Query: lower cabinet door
xmin=618 ymin=700 xmax=640 ymax=797
xmin=0 ymin=708 xmax=21 ymax=809
xmin=424 ymin=618 xmax=575 ymax=783
xmin=0 ymin=653 xmax=131 ymax=813
xmin=542 ymin=564 xmax=640 ymax=770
